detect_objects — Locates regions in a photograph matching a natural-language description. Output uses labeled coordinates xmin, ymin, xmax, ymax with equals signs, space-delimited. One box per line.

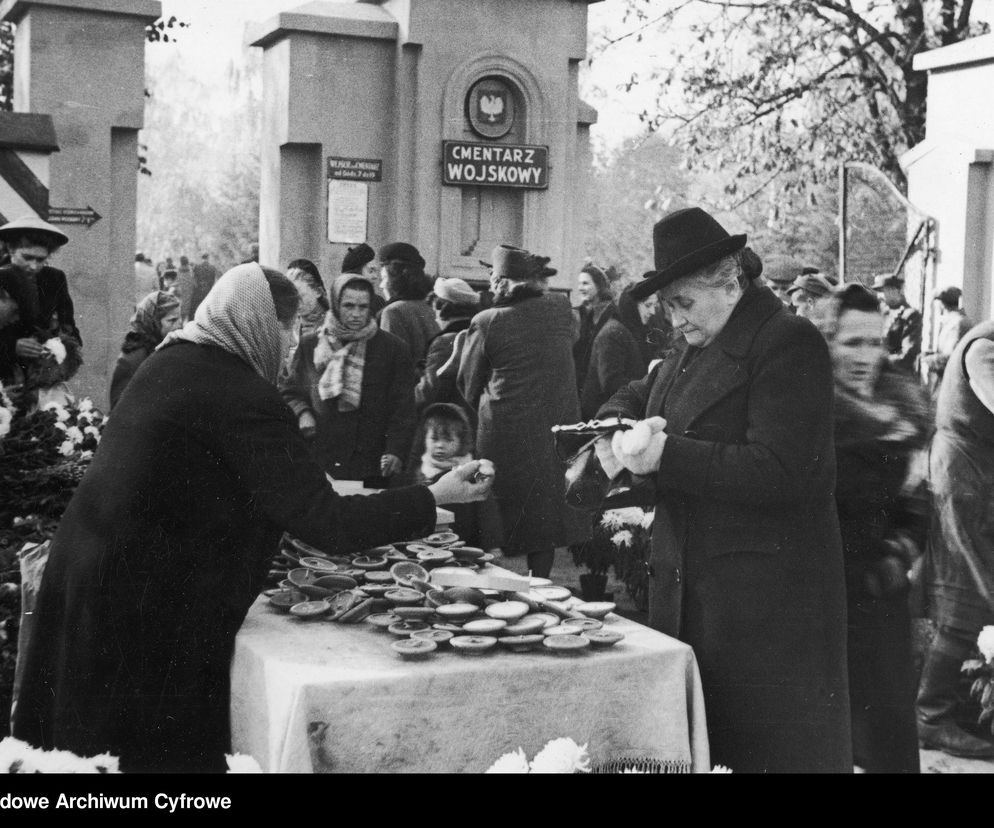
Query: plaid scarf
xmin=314 ymin=313 xmax=378 ymax=411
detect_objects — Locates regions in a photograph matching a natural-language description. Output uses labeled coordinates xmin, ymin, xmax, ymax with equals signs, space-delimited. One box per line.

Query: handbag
xmin=554 ymin=418 xmax=657 ymax=512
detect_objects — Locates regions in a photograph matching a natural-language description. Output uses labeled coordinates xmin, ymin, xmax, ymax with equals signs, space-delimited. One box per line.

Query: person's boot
xmin=526 ymin=548 xmax=555 ymax=580
xmin=917 ymin=646 xmax=994 ymax=758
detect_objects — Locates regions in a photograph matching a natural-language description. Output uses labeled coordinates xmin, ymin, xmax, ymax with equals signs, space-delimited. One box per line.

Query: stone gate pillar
xmin=0 ymin=0 xmax=161 ymax=404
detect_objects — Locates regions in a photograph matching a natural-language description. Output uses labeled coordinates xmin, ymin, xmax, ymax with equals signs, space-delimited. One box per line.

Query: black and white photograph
xmin=2 ymin=0 xmax=994 ymax=784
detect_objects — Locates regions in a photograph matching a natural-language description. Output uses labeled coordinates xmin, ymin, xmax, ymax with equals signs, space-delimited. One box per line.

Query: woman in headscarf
xmin=108 ymin=290 xmax=182 ymax=409
xmin=595 ymin=207 xmax=851 ymax=773
xmin=458 ymin=244 xmax=591 ymax=578
xmin=281 ymin=272 xmax=418 ymax=485
xmin=815 ymin=282 xmax=930 ymax=773
xmin=285 ymin=258 xmax=330 ymax=337
xmin=12 ymin=263 xmax=492 ymax=773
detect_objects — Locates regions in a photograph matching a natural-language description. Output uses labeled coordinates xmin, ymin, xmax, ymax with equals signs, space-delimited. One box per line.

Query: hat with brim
xmin=485 ymin=245 xmax=555 ymax=282
xmin=0 ymin=214 xmax=69 ymax=248
xmin=871 ymin=273 xmax=903 ymax=291
xmin=479 ymin=254 xmax=557 ymax=279
xmin=786 ymin=273 xmax=833 ymax=298
xmin=629 ymin=207 xmax=746 ymax=302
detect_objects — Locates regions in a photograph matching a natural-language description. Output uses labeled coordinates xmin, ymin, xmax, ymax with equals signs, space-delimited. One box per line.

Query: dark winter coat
xmin=415 ymin=317 xmax=473 ymax=413
xmin=579 ymin=316 xmax=645 ymax=419
xmin=11 ymin=342 xmax=437 ymax=772
xmin=379 ymin=299 xmax=439 ymax=375
xmin=598 ymin=282 xmax=852 ymax=774
xmin=280 ymin=327 xmax=417 ymax=481
xmin=458 ymin=289 xmax=590 ymax=554
xmin=108 ymin=344 xmax=151 ymax=410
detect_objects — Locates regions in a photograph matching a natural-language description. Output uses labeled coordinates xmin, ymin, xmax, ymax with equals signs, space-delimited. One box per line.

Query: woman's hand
xmin=298 ymin=411 xmax=317 ymax=439
xmin=428 ymin=459 xmax=494 ymax=505
xmin=611 ymin=416 xmax=667 ymax=476
xmin=380 ymin=453 xmax=402 ymax=477
xmin=15 ymin=337 xmax=44 ymax=360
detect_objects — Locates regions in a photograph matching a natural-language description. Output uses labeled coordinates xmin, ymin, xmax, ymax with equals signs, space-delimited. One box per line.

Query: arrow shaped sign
xmin=47 ymin=205 xmax=101 ymax=227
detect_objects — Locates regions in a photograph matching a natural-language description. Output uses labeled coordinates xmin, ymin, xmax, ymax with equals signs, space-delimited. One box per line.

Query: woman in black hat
xmin=376 ymin=241 xmax=439 ymax=375
xmin=595 ymin=207 xmax=851 ymax=773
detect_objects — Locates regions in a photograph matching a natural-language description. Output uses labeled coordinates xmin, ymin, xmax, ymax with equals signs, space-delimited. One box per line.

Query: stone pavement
xmin=499 ymin=547 xmax=994 ymax=774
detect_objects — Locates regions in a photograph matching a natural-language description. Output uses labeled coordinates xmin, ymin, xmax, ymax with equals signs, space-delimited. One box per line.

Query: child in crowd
xmin=405 ymin=402 xmax=503 ymax=555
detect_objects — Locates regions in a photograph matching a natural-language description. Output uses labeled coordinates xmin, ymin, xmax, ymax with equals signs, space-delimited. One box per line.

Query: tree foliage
xmin=594 ymin=0 xmax=988 ymax=208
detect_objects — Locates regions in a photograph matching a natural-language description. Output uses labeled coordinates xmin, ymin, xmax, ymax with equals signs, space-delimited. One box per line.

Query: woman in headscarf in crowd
xmin=415 ymin=276 xmax=480 ymax=414
xmin=108 ymin=290 xmax=182 ymax=409
xmin=285 ymin=258 xmax=330 ymax=337
xmin=572 ymin=263 xmax=616 ymax=392
xmin=579 ymin=282 xmax=659 ymax=419
xmin=458 ymin=244 xmax=591 ymax=578
xmin=281 ymin=272 xmax=417 ymax=485
xmin=377 ymin=242 xmax=439 ymax=375
xmin=595 ymin=207 xmax=851 ymax=773
xmin=815 ymin=282 xmax=930 ymax=773
xmin=12 ymin=263 xmax=491 ymax=773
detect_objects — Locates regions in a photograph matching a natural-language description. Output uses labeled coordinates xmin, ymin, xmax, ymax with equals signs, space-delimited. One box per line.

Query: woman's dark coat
xmin=415 ymin=317 xmax=473 ymax=412
xmin=280 ymin=328 xmax=417 ymax=481
xmin=108 ymin=343 xmax=151 ymax=410
xmin=598 ymin=283 xmax=851 ymax=773
xmin=459 ymin=290 xmax=590 ymax=554
xmin=579 ymin=316 xmax=645 ymax=419
xmin=12 ymin=342 xmax=436 ymax=772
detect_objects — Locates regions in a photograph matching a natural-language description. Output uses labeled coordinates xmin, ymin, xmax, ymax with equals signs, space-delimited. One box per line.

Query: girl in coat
xmin=11 ymin=263 xmax=492 ymax=773
xmin=108 ymin=290 xmax=182 ymax=409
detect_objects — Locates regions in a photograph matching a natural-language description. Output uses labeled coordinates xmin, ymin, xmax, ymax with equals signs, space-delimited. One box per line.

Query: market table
xmin=229 ymin=597 xmax=711 ymax=773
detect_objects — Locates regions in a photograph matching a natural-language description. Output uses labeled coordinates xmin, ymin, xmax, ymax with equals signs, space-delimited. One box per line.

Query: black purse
xmin=553 ymin=418 xmax=657 ymax=512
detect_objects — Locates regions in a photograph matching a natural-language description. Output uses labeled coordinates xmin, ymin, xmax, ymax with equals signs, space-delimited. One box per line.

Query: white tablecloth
xmin=230 ymin=597 xmax=710 ymax=773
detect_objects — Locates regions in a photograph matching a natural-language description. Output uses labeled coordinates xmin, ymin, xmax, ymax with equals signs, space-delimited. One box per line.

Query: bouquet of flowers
xmin=0 ymin=384 xmax=106 ymax=737
xmin=961 ymin=626 xmax=994 ymax=734
xmin=23 ymin=331 xmax=83 ymax=390
xmin=601 ymin=506 xmax=654 ymax=613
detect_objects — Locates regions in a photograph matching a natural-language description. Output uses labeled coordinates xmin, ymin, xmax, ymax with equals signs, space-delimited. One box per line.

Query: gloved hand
xmin=611 ymin=416 xmax=668 ymax=476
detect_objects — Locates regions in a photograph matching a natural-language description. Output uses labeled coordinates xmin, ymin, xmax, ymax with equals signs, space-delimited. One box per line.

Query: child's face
xmin=425 ymin=423 xmax=463 ymax=462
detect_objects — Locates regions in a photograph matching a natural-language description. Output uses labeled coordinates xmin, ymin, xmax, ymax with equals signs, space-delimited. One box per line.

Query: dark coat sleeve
xmin=219 ymin=372 xmax=436 ymax=552
xmin=457 ymin=314 xmax=492 ymax=411
xmin=382 ymin=334 xmax=418 ymax=462
xmin=278 ymin=332 xmax=317 ymax=420
xmin=44 ymin=268 xmax=81 ymax=346
xmin=416 ymin=333 xmax=455 ymax=408
xmin=108 ymin=347 xmax=148 ymax=410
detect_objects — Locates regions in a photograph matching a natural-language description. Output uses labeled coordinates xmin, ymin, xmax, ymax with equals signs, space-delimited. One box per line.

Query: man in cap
xmin=923 ymin=286 xmax=973 ymax=393
xmin=787 ymin=272 xmax=834 ymax=319
xmin=0 ymin=215 xmax=80 ymax=386
xmin=762 ymin=257 xmax=801 ymax=308
xmin=872 ymin=273 xmax=922 ymax=376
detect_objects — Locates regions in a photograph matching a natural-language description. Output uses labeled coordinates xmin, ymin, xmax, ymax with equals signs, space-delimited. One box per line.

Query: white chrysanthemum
xmin=59 ymin=440 xmax=75 ymax=457
xmin=42 ymin=402 xmax=71 ymax=422
xmin=0 ymin=406 xmax=10 ymax=439
xmin=84 ymin=425 xmax=100 ymax=438
xmin=640 ymin=509 xmax=655 ymax=529
xmin=64 ymin=426 xmax=84 ymax=443
xmin=225 ymin=753 xmax=264 ymax=773
xmin=53 ymin=420 xmax=67 ymax=432
xmin=611 ymin=530 xmax=634 ymax=548
xmin=600 ymin=506 xmax=645 ymax=530
xmin=77 ymin=397 xmax=94 ymax=413
xmin=43 ymin=337 xmax=67 ymax=364
xmin=76 ymin=411 xmax=92 ymax=424
xmin=79 ymin=450 xmax=93 ymax=461
xmin=978 ymin=626 xmax=994 ymax=664
xmin=528 ymin=738 xmax=591 ymax=774
xmin=710 ymin=764 xmax=733 ymax=773
xmin=486 ymin=747 xmax=530 ymax=774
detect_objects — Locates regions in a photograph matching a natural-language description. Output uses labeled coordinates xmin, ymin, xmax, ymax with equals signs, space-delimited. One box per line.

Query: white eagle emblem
xmin=479 ymin=94 xmax=505 ymax=123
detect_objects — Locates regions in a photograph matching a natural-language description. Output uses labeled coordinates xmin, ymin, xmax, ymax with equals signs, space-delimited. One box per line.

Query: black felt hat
xmin=378 ymin=241 xmax=425 ymax=269
xmin=341 ymin=242 xmax=375 ymax=274
xmin=630 ymin=207 xmax=747 ymax=301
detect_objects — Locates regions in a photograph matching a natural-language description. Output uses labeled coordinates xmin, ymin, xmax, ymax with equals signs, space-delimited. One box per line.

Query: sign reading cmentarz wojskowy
xmin=442 ymin=141 xmax=549 ymax=189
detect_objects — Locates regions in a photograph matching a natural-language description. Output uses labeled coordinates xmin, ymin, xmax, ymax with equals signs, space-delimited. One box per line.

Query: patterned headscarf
xmin=158 ymin=263 xmax=286 ymax=385
xmin=122 ymin=290 xmax=180 ymax=354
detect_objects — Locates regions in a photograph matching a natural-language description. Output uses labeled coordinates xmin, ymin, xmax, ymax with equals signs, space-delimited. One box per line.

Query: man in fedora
xmin=872 ymin=273 xmax=922 ymax=376
xmin=596 ymin=207 xmax=851 ymax=773
xmin=0 ymin=215 xmax=80 ymax=386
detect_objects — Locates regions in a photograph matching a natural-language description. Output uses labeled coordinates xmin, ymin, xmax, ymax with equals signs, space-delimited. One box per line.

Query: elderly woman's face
xmin=661 ymin=276 xmax=742 ymax=348
xmin=576 ymin=272 xmax=596 ymax=304
xmin=287 ymin=268 xmax=323 ymax=316
xmin=832 ymin=309 xmax=885 ymax=397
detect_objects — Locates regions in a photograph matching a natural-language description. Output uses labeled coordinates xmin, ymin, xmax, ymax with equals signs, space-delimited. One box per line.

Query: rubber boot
xmin=917 ymin=643 xmax=994 ymax=759
xmin=526 ymin=548 xmax=555 ymax=580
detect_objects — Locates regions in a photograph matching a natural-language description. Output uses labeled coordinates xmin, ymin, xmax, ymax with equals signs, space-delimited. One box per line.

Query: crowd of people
xmin=3 ymin=204 xmax=994 ymax=775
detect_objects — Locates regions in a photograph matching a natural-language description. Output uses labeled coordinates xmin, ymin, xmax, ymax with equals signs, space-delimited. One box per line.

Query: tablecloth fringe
xmin=593 ymin=756 xmax=691 ymax=774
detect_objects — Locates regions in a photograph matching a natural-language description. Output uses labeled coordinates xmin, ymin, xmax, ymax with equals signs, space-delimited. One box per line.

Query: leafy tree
xmin=594 ymin=1 xmax=988 ymax=206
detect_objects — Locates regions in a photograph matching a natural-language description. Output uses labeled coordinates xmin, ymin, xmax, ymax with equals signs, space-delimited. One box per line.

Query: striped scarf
xmin=314 ymin=313 xmax=378 ymax=411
